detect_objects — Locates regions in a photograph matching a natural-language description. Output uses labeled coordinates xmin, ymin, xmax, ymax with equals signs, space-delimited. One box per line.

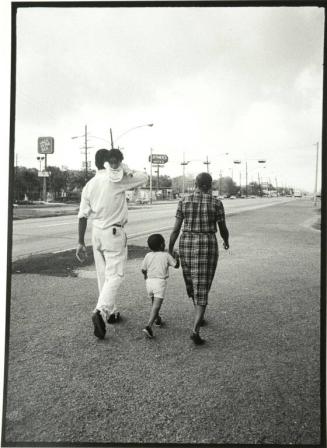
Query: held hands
xmin=223 ymin=241 xmax=229 ymax=250
xmin=173 ymin=250 xmax=180 ymax=260
xmin=76 ymin=243 xmax=87 ymax=263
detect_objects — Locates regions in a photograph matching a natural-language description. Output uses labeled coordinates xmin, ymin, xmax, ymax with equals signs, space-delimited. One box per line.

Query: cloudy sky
xmin=14 ymin=4 xmax=324 ymax=191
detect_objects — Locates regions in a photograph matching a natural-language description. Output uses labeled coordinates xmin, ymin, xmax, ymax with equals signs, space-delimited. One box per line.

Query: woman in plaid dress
xmin=169 ymin=172 xmax=229 ymax=345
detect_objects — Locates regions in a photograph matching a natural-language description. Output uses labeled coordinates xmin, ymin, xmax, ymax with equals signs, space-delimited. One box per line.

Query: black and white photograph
xmin=0 ymin=1 xmax=325 ymax=446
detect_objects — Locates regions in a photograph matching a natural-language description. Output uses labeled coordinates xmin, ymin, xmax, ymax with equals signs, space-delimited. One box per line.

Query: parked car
xmin=229 ymin=195 xmax=236 ymax=199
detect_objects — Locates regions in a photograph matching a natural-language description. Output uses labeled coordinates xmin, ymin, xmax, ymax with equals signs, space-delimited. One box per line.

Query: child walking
xmin=141 ymin=234 xmax=179 ymax=338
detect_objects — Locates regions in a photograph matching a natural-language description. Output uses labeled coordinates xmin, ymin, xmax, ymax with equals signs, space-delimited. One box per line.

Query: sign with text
xmin=38 ymin=171 xmax=50 ymax=177
xmin=149 ymin=154 xmax=168 ymax=164
xmin=38 ymin=137 xmax=54 ymax=154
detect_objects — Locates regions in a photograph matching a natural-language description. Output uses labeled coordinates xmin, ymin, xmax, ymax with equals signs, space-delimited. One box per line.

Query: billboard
xmin=38 ymin=137 xmax=54 ymax=154
xmin=149 ymin=154 xmax=168 ymax=164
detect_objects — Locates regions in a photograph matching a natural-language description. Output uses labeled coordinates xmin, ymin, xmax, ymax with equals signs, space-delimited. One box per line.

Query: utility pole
xmin=239 ymin=171 xmax=242 ymax=196
xmin=258 ymin=172 xmax=261 ymax=197
xmin=181 ymin=152 xmax=188 ymax=195
xmin=149 ymin=148 xmax=153 ymax=205
xmin=275 ymin=177 xmax=278 ymax=197
xmin=203 ymin=155 xmax=210 ymax=173
xmin=84 ymin=124 xmax=88 ymax=182
xmin=314 ymin=141 xmax=319 ymax=206
xmin=219 ymin=170 xmax=222 ymax=196
xmin=245 ymin=161 xmax=248 ymax=197
xmin=110 ymin=128 xmax=114 ymax=149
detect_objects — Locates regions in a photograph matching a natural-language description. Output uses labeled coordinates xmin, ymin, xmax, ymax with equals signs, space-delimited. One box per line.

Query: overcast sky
xmin=14 ymin=5 xmax=324 ymax=191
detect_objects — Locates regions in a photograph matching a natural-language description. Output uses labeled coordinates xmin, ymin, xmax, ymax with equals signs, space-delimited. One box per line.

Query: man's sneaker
xmin=92 ymin=310 xmax=106 ymax=339
xmin=143 ymin=326 xmax=154 ymax=338
xmin=154 ymin=315 xmax=162 ymax=327
xmin=107 ymin=312 xmax=121 ymax=324
xmin=190 ymin=332 xmax=205 ymax=345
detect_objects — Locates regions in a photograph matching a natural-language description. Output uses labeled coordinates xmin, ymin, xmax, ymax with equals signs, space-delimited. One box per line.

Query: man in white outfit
xmin=76 ymin=148 xmax=147 ymax=339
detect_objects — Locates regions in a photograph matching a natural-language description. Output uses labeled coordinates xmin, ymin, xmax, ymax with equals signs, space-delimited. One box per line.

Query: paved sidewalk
xmin=4 ymin=201 xmax=321 ymax=445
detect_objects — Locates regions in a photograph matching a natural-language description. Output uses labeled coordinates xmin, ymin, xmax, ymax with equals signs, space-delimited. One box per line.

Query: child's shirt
xmin=141 ymin=251 xmax=177 ymax=279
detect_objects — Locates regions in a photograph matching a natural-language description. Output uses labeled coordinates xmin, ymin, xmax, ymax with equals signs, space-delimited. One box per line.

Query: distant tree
xmin=146 ymin=174 xmax=172 ymax=189
xmin=47 ymin=166 xmax=68 ymax=199
xmin=171 ymin=175 xmax=195 ymax=195
xmin=212 ymin=176 xmax=238 ymax=196
xmin=14 ymin=167 xmax=40 ymax=201
xmin=66 ymin=169 xmax=95 ymax=193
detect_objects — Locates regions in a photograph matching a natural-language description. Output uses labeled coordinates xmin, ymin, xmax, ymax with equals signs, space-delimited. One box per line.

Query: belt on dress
xmin=111 ymin=223 xmax=123 ymax=228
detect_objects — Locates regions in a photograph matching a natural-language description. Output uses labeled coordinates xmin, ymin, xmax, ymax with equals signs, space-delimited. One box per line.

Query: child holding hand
xmin=141 ymin=234 xmax=179 ymax=338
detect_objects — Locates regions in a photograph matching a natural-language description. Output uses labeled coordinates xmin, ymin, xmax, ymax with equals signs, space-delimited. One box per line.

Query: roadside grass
xmin=12 ymin=200 xmax=177 ymax=220
xmin=13 ymin=206 xmax=79 ymax=220
xmin=5 ymin=201 xmax=321 ymax=444
xmin=12 ymin=245 xmax=149 ymax=277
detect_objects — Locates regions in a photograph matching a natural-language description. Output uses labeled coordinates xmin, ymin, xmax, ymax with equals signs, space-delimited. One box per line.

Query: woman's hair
xmin=95 ymin=148 xmax=124 ymax=169
xmin=147 ymin=234 xmax=165 ymax=251
xmin=195 ymin=172 xmax=213 ymax=192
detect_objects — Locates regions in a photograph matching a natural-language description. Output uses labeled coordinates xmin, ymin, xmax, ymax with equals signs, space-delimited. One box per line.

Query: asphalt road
xmin=4 ymin=199 xmax=321 ymax=444
xmin=11 ymin=197 xmax=292 ymax=260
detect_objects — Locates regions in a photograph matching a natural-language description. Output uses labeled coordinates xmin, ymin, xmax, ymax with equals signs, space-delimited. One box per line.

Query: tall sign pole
xmin=38 ymin=137 xmax=54 ymax=202
xmin=148 ymin=152 xmax=168 ymax=202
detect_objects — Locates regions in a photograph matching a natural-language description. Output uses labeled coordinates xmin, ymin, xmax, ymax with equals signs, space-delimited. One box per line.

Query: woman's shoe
xmin=190 ymin=332 xmax=205 ymax=345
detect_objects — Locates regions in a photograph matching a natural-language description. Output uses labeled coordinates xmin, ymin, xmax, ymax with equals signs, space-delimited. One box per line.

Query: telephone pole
xmin=181 ymin=152 xmax=188 ymax=195
xmin=149 ymin=148 xmax=153 ymax=205
xmin=84 ymin=125 xmax=88 ymax=182
xmin=203 ymin=155 xmax=210 ymax=173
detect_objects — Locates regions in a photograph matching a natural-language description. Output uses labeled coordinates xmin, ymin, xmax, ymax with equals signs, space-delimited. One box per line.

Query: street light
xmin=181 ymin=152 xmax=229 ymax=195
xmin=233 ymin=158 xmax=266 ymax=197
xmin=110 ymin=123 xmax=154 ymax=148
xmin=36 ymin=156 xmax=45 ymax=171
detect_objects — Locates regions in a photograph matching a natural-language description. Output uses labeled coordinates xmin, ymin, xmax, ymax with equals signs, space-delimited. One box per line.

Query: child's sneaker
xmin=143 ymin=326 xmax=153 ymax=338
xmin=107 ymin=312 xmax=121 ymax=324
xmin=154 ymin=315 xmax=162 ymax=327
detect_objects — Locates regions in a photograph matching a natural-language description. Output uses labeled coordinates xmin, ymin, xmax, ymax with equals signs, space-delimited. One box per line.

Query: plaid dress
xmin=176 ymin=191 xmax=226 ymax=306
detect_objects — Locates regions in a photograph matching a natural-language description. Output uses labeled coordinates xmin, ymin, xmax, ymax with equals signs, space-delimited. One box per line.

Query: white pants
xmin=92 ymin=226 xmax=127 ymax=320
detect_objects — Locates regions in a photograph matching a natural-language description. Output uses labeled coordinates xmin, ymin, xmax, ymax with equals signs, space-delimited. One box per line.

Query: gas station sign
xmin=38 ymin=137 xmax=54 ymax=154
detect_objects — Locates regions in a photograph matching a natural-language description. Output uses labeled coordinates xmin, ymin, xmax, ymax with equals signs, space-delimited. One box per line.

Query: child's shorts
xmin=146 ymin=278 xmax=167 ymax=300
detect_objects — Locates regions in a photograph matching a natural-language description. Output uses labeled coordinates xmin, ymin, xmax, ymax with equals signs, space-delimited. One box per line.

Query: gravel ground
xmin=3 ymin=200 xmax=321 ymax=445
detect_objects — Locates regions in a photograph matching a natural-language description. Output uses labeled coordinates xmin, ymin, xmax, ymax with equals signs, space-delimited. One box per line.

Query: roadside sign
xmin=38 ymin=171 xmax=50 ymax=177
xmin=38 ymin=137 xmax=54 ymax=154
xmin=149 ymin=154 xmax=168 ymax=164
